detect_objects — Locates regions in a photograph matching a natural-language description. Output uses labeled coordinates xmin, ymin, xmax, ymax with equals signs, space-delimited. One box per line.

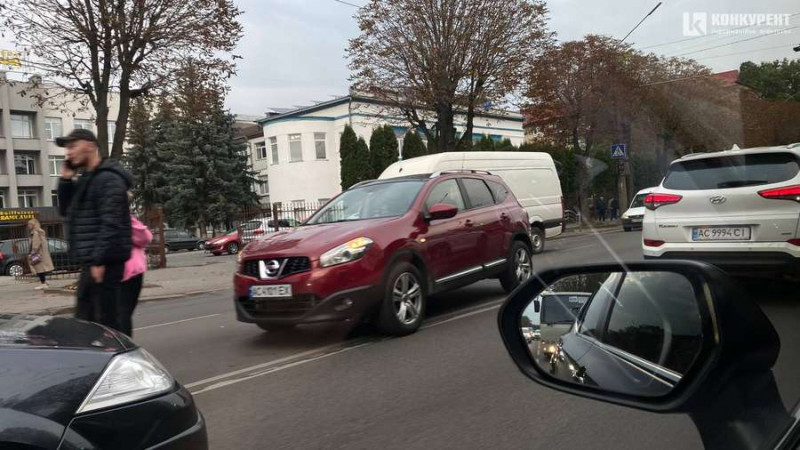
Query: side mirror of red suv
xmin=427 ymin=203 xmax=458 ymax=220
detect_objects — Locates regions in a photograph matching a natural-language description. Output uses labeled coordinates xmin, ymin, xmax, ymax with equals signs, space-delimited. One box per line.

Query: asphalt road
xmin=130 ymin=230 xmax=800 ymax=449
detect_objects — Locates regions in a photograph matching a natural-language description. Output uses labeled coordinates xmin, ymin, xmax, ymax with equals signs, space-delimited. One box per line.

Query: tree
xmin=369 ymin=125 xmax=399 ymax=177
xmin=341 ymin=132 xmax=373 ymax=190
xmin=401 ymin=131 xmax=427 ymax=160
xmin=339 ymin=125 xmax=360 ymax=190
xmin=2 ymin=0 xmax=243 ymax=159
xmin=740 ymin=59 xmax=800 ymax=102
xmin=496 ymin=138 xmax=516 ymax=152
xmin=474 ymin=135 xmax=496 ymax=152
xmin=348 ymin=0 xmax=550 ymax=153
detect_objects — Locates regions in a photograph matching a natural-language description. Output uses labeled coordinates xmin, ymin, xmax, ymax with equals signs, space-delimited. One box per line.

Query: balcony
xmin=12 ymin=138 xmax=42 ymax=151
xmin=16 ymin=174 xmax=44 ymax=187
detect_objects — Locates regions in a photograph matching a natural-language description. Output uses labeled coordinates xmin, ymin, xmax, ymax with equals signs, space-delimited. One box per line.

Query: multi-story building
xmin=256 ymin=94 xmax=525 ymax=206
xmin=0 ymin=72 xmax=122 ymax=209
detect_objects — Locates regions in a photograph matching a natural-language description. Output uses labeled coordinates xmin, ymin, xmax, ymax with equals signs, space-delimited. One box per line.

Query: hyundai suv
xmin=642 ymin=143 xmax=800 ymax=276
xmin=234 ymin=171 xmax=533 ymax=336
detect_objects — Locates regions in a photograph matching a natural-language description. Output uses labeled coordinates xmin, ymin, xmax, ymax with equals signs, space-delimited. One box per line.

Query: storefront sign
xmin=0 ymin=50 xmax=22 ymax=67
xmin=0 ymin=209 xmax=37 ymax=222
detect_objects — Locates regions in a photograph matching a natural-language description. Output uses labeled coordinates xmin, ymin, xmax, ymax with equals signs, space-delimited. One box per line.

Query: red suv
xmin=233 ymin=172 xmax=533 ymax=336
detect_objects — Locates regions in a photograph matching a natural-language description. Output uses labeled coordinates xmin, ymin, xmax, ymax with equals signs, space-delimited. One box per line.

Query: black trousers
xmin=119 ymin=274 xmax=144 ymax=337
xmin=75 ymin=263 xmax=124 ymax=332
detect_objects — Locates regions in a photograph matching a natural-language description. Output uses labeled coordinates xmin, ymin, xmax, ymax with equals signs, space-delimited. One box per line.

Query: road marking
xmin=134 ymin=313 xmax=220 ymax=331
xmin=421 ymin=301 xmax=504 ymax=330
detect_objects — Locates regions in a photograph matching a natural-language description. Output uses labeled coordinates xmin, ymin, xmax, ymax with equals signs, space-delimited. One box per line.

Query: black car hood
xmin=0 ymin=315 xmax=134 ymax=429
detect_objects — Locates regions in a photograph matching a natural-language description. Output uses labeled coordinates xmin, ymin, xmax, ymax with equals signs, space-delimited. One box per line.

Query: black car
xmin=0 ymin=238 xmax=78 ymax=277
xmin=0 ymin=314 xmax=207 ymax=449
xmin=165 ymin=229 xmax=204 ymax=253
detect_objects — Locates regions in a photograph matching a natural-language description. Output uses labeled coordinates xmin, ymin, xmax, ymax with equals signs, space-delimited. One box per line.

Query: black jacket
xmin=58 ymin=159 xmax=133 ymax=266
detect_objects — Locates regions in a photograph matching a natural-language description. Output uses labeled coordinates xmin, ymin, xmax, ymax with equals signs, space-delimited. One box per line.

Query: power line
xmin=621 ymin=2 xmax=662 ymax=43
xmin=670 ymin=25 xmax=800 ymax=57
xmin=639 ymin=12 xmax=800 ymax=50
xmin=332 ymin=0 xmax=361 ymax=7
xmin=692 ymin=44 xmax=792 ymax=60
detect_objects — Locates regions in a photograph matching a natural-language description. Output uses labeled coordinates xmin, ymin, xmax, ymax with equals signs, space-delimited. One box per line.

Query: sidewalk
xmin=0 ymin=256 xmax=236 ymax=315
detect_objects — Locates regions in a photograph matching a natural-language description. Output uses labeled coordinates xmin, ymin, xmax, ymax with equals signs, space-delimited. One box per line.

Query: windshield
xmin=541 ymin=294 xmax=590 ymax=325
xmin=663 ymin=153 xmax=800 ymax=190
xmin=307 ymin=181 xmax=425 ymax=225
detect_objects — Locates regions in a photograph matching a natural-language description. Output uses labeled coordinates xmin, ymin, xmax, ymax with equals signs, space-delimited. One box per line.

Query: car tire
xmin=197 ymin=241 xmax=205 ymax=251
xmin=257 ymin=323 xmax=295 ymax=332
xmin=500 ymin=241 xmax=533 ymax=294
xmin=623 ymin=226 xmax=632 ymax=232
xmin=164 ymin=245 xmax=170 ymax=255
xmin=376 ymin=262 xmax=426 ymax=336
xmin=531 ymin=227 xmax=545 ymax=254
xmin=227 ymin=242 xmax=240 ymax=255
xmin=6 ymin=263 xmax=24 ymax=277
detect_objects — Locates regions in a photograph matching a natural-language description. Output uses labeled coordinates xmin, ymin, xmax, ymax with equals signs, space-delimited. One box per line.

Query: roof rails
xmin=430 ymin=169 xmax=493 ymax=178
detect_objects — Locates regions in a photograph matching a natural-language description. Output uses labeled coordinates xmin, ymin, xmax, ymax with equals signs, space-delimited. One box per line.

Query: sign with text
xmin=0 ymin=209 xmax=37 ymax=223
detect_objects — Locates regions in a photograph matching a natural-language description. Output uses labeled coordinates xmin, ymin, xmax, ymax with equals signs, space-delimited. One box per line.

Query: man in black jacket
xmin=56 ymin=129 xmax=132 ymax=331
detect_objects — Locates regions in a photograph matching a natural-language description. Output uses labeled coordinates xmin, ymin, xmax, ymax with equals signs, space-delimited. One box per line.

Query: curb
xmin=30 ymin=287 xmax=230 ymax=317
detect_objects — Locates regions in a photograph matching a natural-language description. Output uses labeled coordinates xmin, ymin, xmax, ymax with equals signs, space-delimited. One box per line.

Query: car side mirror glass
xmin=427 ymin=203 xmax=458 ymax=220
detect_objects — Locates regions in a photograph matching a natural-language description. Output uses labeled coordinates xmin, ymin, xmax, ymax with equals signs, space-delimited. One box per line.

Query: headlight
xmin=320 ymin=237 xmax=373 ymax=268
xmin=76 ymin=348 xmax=174 ymax=414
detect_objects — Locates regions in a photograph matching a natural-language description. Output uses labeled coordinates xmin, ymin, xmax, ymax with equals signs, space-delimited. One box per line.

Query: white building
xmin=257 ymin=94 xmax=525 ymax=206
xmin=0 ymin=72 xmax=123 ymax=209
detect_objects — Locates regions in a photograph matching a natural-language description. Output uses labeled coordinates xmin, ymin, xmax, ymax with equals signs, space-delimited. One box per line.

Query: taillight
xmin=644 ymin=193 xmax=682 ymax=210
xmin=758 ymin=185 xmax=800 ymax=202
xmin=643 ymin=239 xmax=665 ymax=247
xmin=0 ymin=251 xmax=4 ymax=261
xmin=788 ymin=239 xmax=800 ymax=246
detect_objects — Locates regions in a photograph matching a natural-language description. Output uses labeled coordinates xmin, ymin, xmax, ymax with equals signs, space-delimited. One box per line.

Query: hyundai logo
xmin=709 ymin=195 xmax=727 ymax=205
xmin=259 ymin=259 xmax=282 ymax=278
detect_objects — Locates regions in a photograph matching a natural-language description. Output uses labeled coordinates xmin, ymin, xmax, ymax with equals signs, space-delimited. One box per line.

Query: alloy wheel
xmin=392 ymin=272 xmax=422 ymax=325
xmin=532 ymin=233 xmax=543 ymax=252
xmin=8 ymin=264 xmax=24 ymax=277
xmin=515 ymin=248 xmax=532 ymax=283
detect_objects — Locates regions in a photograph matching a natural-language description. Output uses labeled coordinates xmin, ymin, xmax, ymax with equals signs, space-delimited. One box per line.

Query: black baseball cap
xmin=56 ymin=128 xmax=98 ymax=147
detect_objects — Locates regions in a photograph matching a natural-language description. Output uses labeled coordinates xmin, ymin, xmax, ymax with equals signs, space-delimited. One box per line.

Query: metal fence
xmin=142 ymin=206 xmax=167 ymax=270
xmin=236 ymin=201 xmax=328 ymax=245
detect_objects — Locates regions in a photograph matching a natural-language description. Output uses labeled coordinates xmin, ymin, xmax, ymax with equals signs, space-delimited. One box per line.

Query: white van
xmin=379 ymin=152 xmax=564 ymax=253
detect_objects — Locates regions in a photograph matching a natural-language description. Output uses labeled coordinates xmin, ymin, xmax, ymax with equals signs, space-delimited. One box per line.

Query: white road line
xmin=420 ymin=301 xmax=503 ymax=330
xmin=134 ymin=313 xmax=220 ymax=331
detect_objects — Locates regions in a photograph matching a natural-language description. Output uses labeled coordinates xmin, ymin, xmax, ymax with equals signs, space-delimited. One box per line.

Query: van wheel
xmin=500 ymin=241 xmax=533 ymax=294
xmin=376 ymin=262 xmax=426 ymax=336
xmin=531 ymin=227 xmax=545 ymax=254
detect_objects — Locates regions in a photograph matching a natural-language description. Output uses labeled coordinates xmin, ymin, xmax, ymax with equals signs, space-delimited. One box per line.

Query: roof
xmin=676 ymin=143 xmax=800 ymax=162
xmin=256 ymin=94 xmax=524 ymax=125
xmin=709 ymin=70 xmax=740 ymax=86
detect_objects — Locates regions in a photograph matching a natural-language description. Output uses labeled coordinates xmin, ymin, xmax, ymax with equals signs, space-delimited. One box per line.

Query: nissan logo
xmin=259 ymin=259 xmax=282 ymax=278
xmin=709 ymin=195 xmax=727 ymax=205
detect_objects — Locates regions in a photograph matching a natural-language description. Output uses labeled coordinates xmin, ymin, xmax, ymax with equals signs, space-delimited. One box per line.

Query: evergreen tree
xmin=350 ymin=137 xmax=374 ymax=187
xmin=369 ymin=125 xmax=399 ymax=177
xmin=496 ymin=138 xmax=516 ymax=152
xmin=401 ymin=131 xmax=427 ymax=160
xmin=339 ymin=125 xmax=360 ymax=190
xmin=475 ymin=135 xmax=496 ymax=152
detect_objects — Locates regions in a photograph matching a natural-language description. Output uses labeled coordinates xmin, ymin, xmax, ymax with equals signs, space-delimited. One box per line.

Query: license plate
xmin=692 ymin=226 xmax=751 ymax=241
xmin=250 ymin=284 xmax=292 ymax=298
xmin=632 ymin=217 xmax=643 ymax=223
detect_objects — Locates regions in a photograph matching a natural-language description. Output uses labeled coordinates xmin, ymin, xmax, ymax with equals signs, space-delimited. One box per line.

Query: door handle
xmin=465 ymin=219 xmax=474 ymax=227
xmin=500 ymin=213 xmax=509 ymax=220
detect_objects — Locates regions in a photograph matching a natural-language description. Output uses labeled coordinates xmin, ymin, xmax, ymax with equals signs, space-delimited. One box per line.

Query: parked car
xmin=165 ymin=229 xmax=203 ymax=253
xmin=205 ymin=229 xmax=241 ymax=255
xmin=0 ymin=237 xmax=77 ymax=277
xmin=642 ymin=143 xmax=800 ymax=276
xmin=234 ymin=171 xmax=533 ymax=336
xmin=621 ymin=187 xmax=655 ymax=231
xmin=0 ymin=313 xmax=207 ymax=449
xmin=380 ymin=151 xmax=563 ymax=254
xmin=239 ymin=218 xmax=302 ymax=246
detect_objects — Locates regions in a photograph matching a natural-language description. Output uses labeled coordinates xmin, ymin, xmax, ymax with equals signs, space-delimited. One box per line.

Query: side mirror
xmin=498 ymin=261 xmax=779 ymax=413
xmin=427 ymin=203 xmax=458 ymax=221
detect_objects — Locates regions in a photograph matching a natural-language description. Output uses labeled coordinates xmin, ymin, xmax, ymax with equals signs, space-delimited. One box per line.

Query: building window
xmin=314 ymin=133 xmax=326 ymax=160
xmin=258 ymin=175 xmax=269 ymax=195
xmin=269 ymin=137 xmax=279 ymax=164
xmin=10 ymin=114 xmax=34 ymax=138
xmin=73 ymin=119 xmax=93 ymax=131
xmin=0 ymin=191 xmax=5 ymax=208
xmin=18 ymin=189 xmax=38 ymax=208
xmin=51 ymin=190 xmax=59 ymax=207
xmin=14 ymin=153 xmax=37 ymax=175
xmin=49 ymin=155 xmax=65 ymax=176
xmin=255 ymin=142 xmax=267 ymax=160
xmin=107 ymin=121 xmax=116 ymax=142
xmin=44 ymin=117 xmax=63 ymax=141
xmin=0 ymin=152 xmax=6 ymax=174
xmin=289 ymin=134 xmax=303 ymax=162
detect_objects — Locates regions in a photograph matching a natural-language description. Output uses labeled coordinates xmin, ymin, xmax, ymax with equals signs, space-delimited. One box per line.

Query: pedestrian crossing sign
xmin=611 ymin=144 xmax=627 ymax=160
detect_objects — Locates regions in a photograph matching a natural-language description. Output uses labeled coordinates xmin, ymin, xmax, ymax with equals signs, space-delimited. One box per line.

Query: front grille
xmin=241 ymin=257 xmax=311 ymax=279
xmin=239 ymin=294 xmax=317 ymax=318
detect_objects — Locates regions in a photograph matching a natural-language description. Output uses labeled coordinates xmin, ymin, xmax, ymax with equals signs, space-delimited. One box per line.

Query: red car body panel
xmin=206 ymin=231 xmax=240 ymax=255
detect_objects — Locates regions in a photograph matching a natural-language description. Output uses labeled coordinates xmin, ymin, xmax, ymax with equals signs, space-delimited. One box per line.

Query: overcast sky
xmin=3 ymin=0 xmax=799 ymax=115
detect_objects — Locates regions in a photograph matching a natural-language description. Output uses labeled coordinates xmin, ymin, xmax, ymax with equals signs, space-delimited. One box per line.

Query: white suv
xmin=642 ymin=143 xmax=800 ymax=276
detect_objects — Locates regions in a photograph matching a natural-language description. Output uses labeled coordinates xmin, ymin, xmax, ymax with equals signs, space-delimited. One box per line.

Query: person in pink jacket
xmin=119 ymin=214 xmax=153 ymax=336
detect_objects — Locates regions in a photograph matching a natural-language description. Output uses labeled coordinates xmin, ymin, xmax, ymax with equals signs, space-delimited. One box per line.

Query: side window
xmin=603 ymin=272 xmax=702 ymax=373
xmin=425 ymin=179 xmax=465 ymax=211
xmin=486 ymin=180 xmax=508 ymax=204
xmin=242 ymin=221 xmax=260 ymax=231
xmin=52 ymin=239 xmax=68 ymax=252
xmin=462 ymin=178 xmax=495 ymax=209
xmin=579 ymin=272 xmax=623 ymax=339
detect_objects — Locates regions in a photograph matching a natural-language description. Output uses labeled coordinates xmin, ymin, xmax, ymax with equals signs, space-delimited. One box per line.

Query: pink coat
xmin=123 ymin=216 xmax=153 ymax=282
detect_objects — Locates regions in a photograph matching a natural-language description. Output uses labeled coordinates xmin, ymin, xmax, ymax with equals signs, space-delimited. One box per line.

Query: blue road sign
xmin=611 ymin=144 xmax=627 ymax=160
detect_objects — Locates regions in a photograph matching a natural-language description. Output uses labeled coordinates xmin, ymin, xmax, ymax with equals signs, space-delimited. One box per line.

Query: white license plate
xmin=632 ymin=217 xmax=643 ymax=223
xmin=692 ymin=227 xmax=751 ymax=241
xmin=250 ymin=284 xmax=292 ymax=298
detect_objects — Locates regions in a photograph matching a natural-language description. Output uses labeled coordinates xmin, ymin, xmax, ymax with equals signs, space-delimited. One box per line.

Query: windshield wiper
xmin=717 ymin=180 xmax=768 ymax=188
